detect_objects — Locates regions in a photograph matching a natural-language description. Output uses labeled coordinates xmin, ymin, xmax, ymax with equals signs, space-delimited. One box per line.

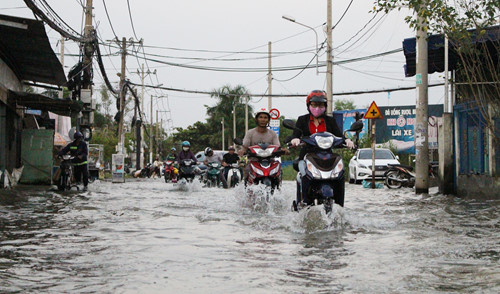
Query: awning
xmin=0 ymin=14 xmax=66 ymax=86
xmin=8 ymin=90 xmax=82 ymax=116
xmin=402 ymin=25 xmax=500 ymax=77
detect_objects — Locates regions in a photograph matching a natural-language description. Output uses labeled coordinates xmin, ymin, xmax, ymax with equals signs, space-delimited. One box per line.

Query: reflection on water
xmin=1 ymin=181 xmax=499 ymax=293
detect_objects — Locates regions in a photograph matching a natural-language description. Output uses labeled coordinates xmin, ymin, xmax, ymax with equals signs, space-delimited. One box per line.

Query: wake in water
xmin=233 ymin=184 xmax=289 ymax=215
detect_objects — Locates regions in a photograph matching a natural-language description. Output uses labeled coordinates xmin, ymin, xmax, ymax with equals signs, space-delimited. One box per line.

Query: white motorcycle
xmin=226 ymin=163 xmax=242 ymax=188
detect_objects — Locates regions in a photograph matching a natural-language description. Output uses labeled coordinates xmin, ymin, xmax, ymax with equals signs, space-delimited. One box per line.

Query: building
xmin=0 ymin=14 xmax=81 ymax=185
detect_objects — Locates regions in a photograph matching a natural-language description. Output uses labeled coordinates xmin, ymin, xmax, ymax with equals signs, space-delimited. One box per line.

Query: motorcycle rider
xmin=178 ymin=141 xmax=198 ymax=178
xmin=203 ymin=147 xmax=227 ymax=188
xmin=289 ymin=90 xmax=355 ymax=206
xmin=238 ymin=108 xmax=287 ymax=182
xmin=58 ymin=131 xmax=89 ymax=191
xmin=222 ymin=145 xmax=241 ymax=182
xmin=152 ymin=156 xmax=162 ymax=178
xmin=165 ymin=147 xmax=179 ymax=181
xmin=238 ymin=108 xmax=280 ymax=156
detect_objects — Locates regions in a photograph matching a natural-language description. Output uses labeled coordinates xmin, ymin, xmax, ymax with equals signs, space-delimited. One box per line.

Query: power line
xmin=102 ymin=0 xmax=118 ymax=39
xmin=23 ymin=0 xmax=84 ymax=42
xmin=332 ymin=0 xmax=354 ymax=30
xmin=126 ymin=0 xmax=139 ymax=40
xmin=131 ymin=81 xmax=445 ymax=97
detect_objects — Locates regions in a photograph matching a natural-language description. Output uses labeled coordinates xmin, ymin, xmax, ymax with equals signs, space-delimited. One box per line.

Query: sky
xmin=1 ymin=0 xmax=447 ymax=134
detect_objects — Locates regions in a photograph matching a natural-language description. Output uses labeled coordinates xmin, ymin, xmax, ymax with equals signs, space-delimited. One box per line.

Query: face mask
xmin=309 ymin=105 xmax=326 ymax=117
xmin=182 ymin=147 xmax=189 ymax=151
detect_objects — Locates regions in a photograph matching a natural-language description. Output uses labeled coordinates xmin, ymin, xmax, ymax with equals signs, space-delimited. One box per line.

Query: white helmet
xmin=254 ymin=107 xmax=270 ymax=120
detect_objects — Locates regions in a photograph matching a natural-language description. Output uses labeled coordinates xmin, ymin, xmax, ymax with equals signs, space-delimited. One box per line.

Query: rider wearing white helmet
xmin=238 ymin=107 xmax=280 ymax=156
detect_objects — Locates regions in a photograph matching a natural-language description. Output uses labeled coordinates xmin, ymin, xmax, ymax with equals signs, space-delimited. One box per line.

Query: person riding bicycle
xmin=289 ymin=90 xmax=355 ymax=206
xmin=58 ymin=131 xmax=89 ymax=191
xmin=203 ymin=147 xmax=227 ymax=188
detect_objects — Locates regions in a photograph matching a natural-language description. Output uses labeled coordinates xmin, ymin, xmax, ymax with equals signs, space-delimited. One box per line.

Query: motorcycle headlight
xmin=306 ymin=161 xmax=322 ymax=179
xmin=251 ymin=164 xmax=264 ymax=175
xmin=315 ymin=136 xmax=334 ymax=149
xmin=331 ymin=159 xmax=344 ymax=178
xmin=269 ymin=165 xmax=280 ymax=175
xmin=254 ymin=148 xmax=273 ymax=157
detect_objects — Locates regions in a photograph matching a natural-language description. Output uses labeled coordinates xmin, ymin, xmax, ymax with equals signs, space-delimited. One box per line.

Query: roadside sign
xmin=270 ymin=126 xmax=280 ymax=136
xmin=364 ymin=101 xmax=383 ymax=119
xmin=112 ymin=154 xmax=125 ymax=183
xmin=269 ymin=119 xmax=280 ymax=127
xmin=269 ymin=108 xmax=280 ymax=120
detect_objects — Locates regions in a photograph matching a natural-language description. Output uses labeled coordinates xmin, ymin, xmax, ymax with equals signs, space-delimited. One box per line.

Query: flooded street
xmin=1 ymin=180 xmax=499 ymax=293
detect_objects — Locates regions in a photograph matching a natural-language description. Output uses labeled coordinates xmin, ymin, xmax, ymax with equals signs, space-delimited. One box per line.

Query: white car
xmin=348 ymin=148 xmax=400 ymax=184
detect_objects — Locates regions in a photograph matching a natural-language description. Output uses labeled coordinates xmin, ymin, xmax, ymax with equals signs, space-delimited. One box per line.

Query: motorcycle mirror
xmin=282 ymin=119 xmax=295 ymax=130
xmin=347 ymin=120 xmax=364 ymax=133
xmin=233 ymin=138 xmax=243 ymax=145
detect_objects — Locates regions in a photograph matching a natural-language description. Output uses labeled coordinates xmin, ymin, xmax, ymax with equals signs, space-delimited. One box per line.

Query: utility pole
xmin=415 ymin=2 xmax=429 ymax=194
xmin=117 ymin=37 xmax=127 ymax=153
xmin=439 ymin=33 xmax=454 ymax=194
xmin=326 ymin=0 xmax=333 ymax=115
xmin=59 ymin=37 xmax=64 ymax=99
xmin=78 ymin=0 xmax=95 ymax=133
xmin=233 ymin=101 xmax=236 ymax=143
xmin=150 ymin=95 xmax=154 ymax=163
xmin=245 ymin=95 xmax=249 ymax=133
xmin=140 ymin=63 xmax=145 ymax=168
xmin=268 ymin=41 xmax=272 ymax=110
xmin=221 ymin=117 xmax=225 ymax=151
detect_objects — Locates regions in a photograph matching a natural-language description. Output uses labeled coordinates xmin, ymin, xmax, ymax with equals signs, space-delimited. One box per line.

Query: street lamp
xmin=282 ymin=15 xmax=319 ymax=75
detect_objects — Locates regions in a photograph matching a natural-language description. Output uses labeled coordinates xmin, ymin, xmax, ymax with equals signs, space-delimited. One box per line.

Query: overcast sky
xmin=1 ymin=0 xmax=447 ymax=133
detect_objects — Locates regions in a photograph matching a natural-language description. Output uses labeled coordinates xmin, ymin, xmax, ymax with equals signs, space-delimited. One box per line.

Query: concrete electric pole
xmin=117 ymin=37 xmax=127 ymax=154
xmin=326 ymin=0 xmax=333 ymax=115
xmin=415 ymin=2 xmax=429 ymax=194
xmin=268 ymin=41 xmax=272 ymax=110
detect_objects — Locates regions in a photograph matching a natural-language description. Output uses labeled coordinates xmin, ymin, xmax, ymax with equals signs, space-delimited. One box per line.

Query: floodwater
xmin=0 ymin=179 xmax=499 ymax=293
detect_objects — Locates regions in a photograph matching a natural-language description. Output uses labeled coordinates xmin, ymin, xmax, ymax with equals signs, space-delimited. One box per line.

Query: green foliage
xmin=171 ymin=121 xmax=214 ymax=153
xmin=91 ymin=126 xmax=118 ymax=164
xmin=334 ymin=98 xmax=356 ymax=110
xmin=281 ymin=165 xmax=297 ymax=181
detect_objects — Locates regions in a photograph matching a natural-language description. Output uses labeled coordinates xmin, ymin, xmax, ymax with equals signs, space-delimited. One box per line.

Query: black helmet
xmin=73 ymin=131 xmax=83 ymax=140
xmin=204 ymin=147 xmax=212 ymax=156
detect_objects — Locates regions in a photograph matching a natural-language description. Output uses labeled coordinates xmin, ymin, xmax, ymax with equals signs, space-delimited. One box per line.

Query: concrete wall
xmin=456 ymin=174 xmax=500 ymax=199
xmin=0 ymin=57 xmax=23 ymax=173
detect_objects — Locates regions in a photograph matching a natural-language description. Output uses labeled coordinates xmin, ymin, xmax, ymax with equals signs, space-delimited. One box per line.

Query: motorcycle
xmin=205 ymin=161 xmax=222 ymax=188
xmin=178 ymin=159 xmax=197 ymax=183
xmin=234 ymin=138 xmax=284 ymax=197
xmin=163 ymin=160 xmax=177 ymax=183
xmin=57 ymin=155 xmax=77 ymax=191
xmin=226 ymin=163 xmax=242 ymax=188
xmin=384 ymin=162 xmax=438 ymax=189
xmin=283 ymin=118 xmax=364 ymax=213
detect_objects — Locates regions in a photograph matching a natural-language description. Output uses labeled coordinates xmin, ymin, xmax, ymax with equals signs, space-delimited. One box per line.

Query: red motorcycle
xmin=163 ymin=160 xmax=177 ymax=183
xmin=245 ymin=143 xmax=284 ymax=195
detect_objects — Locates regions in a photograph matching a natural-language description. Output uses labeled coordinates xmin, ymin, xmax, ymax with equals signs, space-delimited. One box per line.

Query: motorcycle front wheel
xmin=385 ymin=170 xmax=403 ymax=189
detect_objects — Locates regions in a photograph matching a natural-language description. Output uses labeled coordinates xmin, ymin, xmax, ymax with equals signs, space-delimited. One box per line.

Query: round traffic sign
xmin=269 ymin=108 xmax=280 ymax=120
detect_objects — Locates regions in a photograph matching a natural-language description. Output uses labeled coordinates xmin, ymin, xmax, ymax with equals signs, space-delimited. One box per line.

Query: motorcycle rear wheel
xmin=385 ymin=170 xmax=403 ymax=189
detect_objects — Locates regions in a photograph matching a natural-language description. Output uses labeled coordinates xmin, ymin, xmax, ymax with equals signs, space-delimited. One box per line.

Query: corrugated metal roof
xmin=0 ymin=14 xmax=66 ymax=86
xmin=8 ymin=90 xmax=82 ymax=116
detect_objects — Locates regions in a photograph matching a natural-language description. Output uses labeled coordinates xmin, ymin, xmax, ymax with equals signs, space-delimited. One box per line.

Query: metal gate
xmin=455 ymin=103 xmax=488 ymax=174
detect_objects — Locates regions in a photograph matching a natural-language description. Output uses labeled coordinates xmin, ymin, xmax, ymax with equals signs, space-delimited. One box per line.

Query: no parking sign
xmin=269 ymin=108 xmax=280 ymax=135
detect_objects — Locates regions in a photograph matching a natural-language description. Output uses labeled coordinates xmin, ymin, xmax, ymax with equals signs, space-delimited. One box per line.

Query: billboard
xmin=375 ymin=104 xmax=443 ymax=154
xmin=334 ymin=105 xmax=443 ymax=154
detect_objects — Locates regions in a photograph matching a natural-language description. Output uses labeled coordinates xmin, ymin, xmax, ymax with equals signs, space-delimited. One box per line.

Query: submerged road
xmin=1 ymin=180 xmax=499 ymax=293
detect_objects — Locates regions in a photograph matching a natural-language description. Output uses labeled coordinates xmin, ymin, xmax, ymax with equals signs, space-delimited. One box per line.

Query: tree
xmin=334 ymin=98 xmax=356 ymax=110
xmin=373 ymin=0 xmax=500 ymax=140
xmin=206 ymin=85 xmax=255 ymax=148
xmin=98 ymin=84 xmax=113 ymax=118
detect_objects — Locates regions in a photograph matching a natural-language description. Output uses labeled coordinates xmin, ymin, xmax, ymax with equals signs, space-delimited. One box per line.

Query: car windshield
xmin=358 ymin=149 xmax=395 ymax=160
